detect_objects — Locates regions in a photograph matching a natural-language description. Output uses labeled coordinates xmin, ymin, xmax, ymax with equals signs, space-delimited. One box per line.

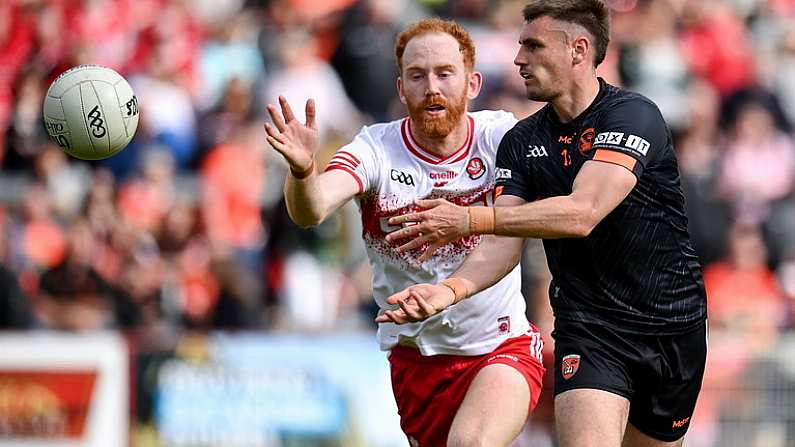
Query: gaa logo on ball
xmin=43 ymin=64 xmax=139 ymax=160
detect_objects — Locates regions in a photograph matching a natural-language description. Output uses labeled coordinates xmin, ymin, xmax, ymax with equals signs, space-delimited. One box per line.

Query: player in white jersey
xmin=264 ymin=18 xmax=544 ymax=447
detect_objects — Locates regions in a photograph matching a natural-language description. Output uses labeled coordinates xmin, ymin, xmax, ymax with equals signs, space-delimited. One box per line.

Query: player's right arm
xmin=375 ymin=194 xmax=526 ymax=324
xmin=265 ymin=96 xmax=360 ymax=227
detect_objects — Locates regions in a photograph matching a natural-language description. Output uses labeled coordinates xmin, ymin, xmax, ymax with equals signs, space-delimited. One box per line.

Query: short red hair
xmin=395 ymin=18 xmax=476 ymax=73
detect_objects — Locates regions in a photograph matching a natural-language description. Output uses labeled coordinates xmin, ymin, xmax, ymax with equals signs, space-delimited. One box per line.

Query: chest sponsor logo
xmin=527 ymin=145 xmax=548 ymax=157
xmin=672 ymin=417 xmax=691 ymax=428
xmin=595 ymin=132 xmax=650 ymax=156
xmin=579 ymin=127 xmax=595 ymax=155
xmin=390 ymin=169 xmax=415 ymax=186
xmin=561 ymin=354 xmax=581 ymax=380
xmin=466 ymin=157 xmax=486 ymax=180
xmin=429 ymin=170 xmax=456 ymax=180
xmin=496 ymin=168 xmax=512 ymax=180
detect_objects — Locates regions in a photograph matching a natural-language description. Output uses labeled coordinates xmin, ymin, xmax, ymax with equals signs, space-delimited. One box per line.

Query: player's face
xmin=398 ymin=32 xmax=480 ymax=139
xmin=514 ymin=16 xmax=575 ymax=102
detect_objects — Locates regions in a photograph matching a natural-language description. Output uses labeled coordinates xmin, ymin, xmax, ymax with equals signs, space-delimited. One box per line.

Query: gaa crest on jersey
xmin=579 ymin=127 xmax=595 ymax=155
xmin=466 ymin=157 xmax=486 ymax=180
xmin=561 ymin=354 xmax=581 ymax=380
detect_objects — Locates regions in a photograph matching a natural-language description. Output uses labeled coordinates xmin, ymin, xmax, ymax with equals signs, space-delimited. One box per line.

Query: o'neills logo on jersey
xmin=429 ymin=171 xmax=456 ymax=180
xmin=466 ymin=157 xmax=485 ymax=180
xmin=561 ymin=354 xmax=581 ymax=380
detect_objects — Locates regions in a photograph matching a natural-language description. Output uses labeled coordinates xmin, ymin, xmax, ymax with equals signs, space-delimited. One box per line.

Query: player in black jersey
xmin=375 ymin=1 xmax=707 ymax=446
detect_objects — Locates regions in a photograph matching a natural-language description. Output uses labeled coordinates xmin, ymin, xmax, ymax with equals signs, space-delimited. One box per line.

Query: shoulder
xmin=600 ymin=85 xmax=665 ymax=122
xmin=358 ymin=117 xmax=405 ymax=140
xmin=503 ymin=107 xmax=547 ymax=142
xmin=469 ymin=109 xmax=517 ymax=126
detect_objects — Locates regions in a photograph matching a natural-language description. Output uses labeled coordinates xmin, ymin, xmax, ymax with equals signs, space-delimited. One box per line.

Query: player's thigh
xmin=622 ymin=423 xmax=684 ymax=447
xmin=447 ymin=363 xmax=530 ymax=447
xmin=555 ymin=388 xmax=629 ymax=447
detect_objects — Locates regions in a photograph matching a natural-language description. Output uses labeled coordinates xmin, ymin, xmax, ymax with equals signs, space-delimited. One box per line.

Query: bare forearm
xmin=451 ymin=234 xmax=524 ymax=296
xmin=493 ymin=195 xmax=596 ymax=239
xmin=284 ymin=173 xmax=328 ymax=227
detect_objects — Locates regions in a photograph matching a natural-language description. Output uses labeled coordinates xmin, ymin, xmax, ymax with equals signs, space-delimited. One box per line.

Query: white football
xmin=43 ymin=65 xmax=139 ymax=160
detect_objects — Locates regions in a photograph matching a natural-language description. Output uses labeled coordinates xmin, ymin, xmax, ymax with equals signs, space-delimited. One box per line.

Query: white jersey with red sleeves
xmin=325 ymin=110 xmax=531 ymax=356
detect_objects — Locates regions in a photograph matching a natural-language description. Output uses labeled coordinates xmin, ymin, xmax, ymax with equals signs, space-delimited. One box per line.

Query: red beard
xmin=406 ymin=89 xmax=468 ymax=139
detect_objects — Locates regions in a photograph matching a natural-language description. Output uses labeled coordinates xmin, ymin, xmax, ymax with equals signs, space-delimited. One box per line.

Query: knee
xmin=447 ymin=430 xmax=491 ymax=447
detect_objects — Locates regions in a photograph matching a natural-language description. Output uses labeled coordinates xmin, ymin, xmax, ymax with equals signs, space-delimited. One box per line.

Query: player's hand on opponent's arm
xmin=374 ymin=283 xmax=456 ymax=324
xmin=385 ymin=198 xmax=470 ymax=261
xmin=264 ymin=96 xmax=318 ymax=176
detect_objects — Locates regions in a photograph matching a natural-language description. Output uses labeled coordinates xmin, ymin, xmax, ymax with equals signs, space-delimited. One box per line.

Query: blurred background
xmin=1 ymin=0 xmax=794 ymax=445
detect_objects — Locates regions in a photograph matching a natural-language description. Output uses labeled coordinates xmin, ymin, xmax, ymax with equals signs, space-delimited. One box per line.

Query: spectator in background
xmin=679 ymin=0 xmax=756 ymax=98
xmin=263 ymin=28 xmax=364 ymax=143
xmin=615 ymin=0 xmax=690 ymax=130
xmin=716 ymin=100 xmax=795 ymax=224
xmin=198 ymin=12 xmax=265 ymax=112
xmin=35 ymin=218 xmax=140 ymax=331
xmin=0 ymin=207 xmax=33 ymax=329
xmin=677 ymin=80 xmax=731 ymax=266
xmin=697 ymin=222 xmax=787 ymax=446
xmin=331 ymin=0 xmax=425 ymax=121
xmin=197 ymin=77 xmax=256 ymax=156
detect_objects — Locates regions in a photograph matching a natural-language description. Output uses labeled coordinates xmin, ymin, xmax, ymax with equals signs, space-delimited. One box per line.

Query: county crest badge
xmin=466 ymin=157 xmax=485 ymax=180
xmin=561 ymin=354 xmax=581 ymax=380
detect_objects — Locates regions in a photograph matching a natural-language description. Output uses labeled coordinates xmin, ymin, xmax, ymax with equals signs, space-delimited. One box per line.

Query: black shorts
xmin=552 ymin=318 xmax=708 ymax=442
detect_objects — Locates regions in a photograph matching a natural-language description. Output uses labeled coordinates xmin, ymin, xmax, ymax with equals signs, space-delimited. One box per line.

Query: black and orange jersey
xmin=496 ymin=78 xmax=706 ymax=334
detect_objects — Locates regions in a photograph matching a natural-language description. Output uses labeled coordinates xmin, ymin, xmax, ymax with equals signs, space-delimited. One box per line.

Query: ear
xmin=397 ymin=77 xmax=407 ymax=104
xmin=572 ymin=35 xmax=590 ymax=66
xmin=466 ymin=71 xmax=483 ymax=100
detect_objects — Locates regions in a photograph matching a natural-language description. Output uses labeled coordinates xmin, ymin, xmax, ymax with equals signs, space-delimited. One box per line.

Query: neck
xmin=409 ymin=116 xmax=470 ymax=158
xmin=551 ymin=75 xmax=600 ymax=123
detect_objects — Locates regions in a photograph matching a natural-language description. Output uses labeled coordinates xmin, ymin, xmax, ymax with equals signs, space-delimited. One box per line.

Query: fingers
xmin=398 ymin=297 xmax=424 ymax=321
xmin=305 ymin=98 xmax=316 ymax=129
xmin=374 ymin=312 xmax=396 ymax=323
xmin=264 ymin=122 xmax=286 ymax=143
xmin=385 ymin=223 xmax=423 ymax=243
xmin=412 ymin=292 xmax=438 ymax=315
xmin=279 ymin=96 xmax=296 ymax=123
xmin=385 ymin=289 xmax=413 ymax=305
xmin=415 ymin=198 xmax=447 ymax=209
xmin=396 ymin=233 xmax=435 ymax=254
xmin=266 ymin=103 xmax=288 ymax=132
xmin=388 ymin=212 xmax=423 ymax=226
xmin=379 ymin=309 xmax=410 ymax=324
xmin=264 ymin=122 xmax=289 ymax=153
xmin=418 ymin=241 xmax=445 ymax=262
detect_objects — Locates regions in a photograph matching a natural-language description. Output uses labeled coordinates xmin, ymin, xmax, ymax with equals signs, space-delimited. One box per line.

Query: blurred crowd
xmin=2 ymin=0 xmax=795 ymax=444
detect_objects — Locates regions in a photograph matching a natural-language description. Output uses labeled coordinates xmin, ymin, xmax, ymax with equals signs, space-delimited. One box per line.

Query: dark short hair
xmin=523 ymin=0 xmax=610 ymax=67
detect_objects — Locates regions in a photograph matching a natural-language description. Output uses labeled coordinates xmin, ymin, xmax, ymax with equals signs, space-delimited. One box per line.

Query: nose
xmin=425 ymin=73 xmax=442 ymax=96
xmin=514 ymin=48 xmax=526 ymax=67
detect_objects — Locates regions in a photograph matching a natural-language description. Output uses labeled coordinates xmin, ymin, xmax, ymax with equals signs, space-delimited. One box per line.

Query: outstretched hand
xmin=264 ymin=96 xmax=318 ymax=175
xmin=385 ymin=198 xmax=470 ymax=261
xmin=375 ymin=283 xmax=456 ymax=324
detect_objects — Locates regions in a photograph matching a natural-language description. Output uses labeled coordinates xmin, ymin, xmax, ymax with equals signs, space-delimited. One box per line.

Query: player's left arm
xmin=388 ymin=162 xmax=636 ymax=248
xmin=388 ymin=97 xmax=665 ymax=253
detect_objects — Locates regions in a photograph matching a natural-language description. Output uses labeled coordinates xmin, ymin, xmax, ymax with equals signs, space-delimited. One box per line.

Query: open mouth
xmin=424 ymin=104 xmax=446 ymax=115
